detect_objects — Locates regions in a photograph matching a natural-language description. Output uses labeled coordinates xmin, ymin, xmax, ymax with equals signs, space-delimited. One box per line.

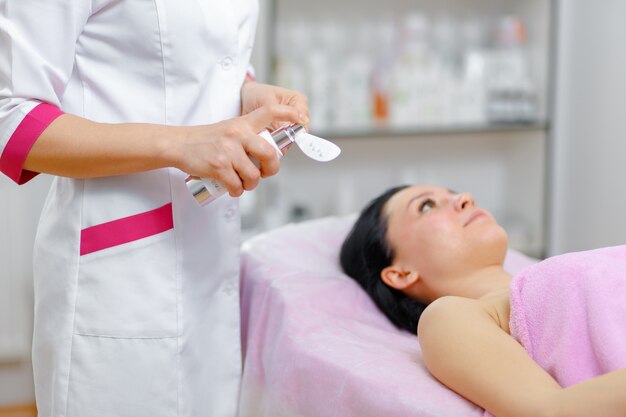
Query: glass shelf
xmin=312 ymin=120 xmax=548 ymax=139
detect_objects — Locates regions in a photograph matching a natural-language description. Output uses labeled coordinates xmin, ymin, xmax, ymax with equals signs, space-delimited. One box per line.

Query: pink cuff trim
xmin=246 ymin=71 xmax=256 ymax=82
xmin=0 ymin=103 xmax=64 ymax=185
xmin=80 ymin=203 xmax=174 ymax=256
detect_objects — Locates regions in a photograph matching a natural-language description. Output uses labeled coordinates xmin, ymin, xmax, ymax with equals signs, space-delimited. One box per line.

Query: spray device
xmin=186 ymin=124 xmax=341 ymax=206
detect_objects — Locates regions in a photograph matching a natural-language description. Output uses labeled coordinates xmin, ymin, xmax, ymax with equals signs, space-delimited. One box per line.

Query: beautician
xmin=0 ymin=1 xmax=308 ymax=416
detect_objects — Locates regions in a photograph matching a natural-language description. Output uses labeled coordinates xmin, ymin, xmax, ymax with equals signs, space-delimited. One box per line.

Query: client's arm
xmin=418 ymin=296 xmax=626 ymax=417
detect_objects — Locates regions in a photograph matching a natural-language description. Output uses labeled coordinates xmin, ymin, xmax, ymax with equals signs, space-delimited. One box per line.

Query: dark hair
xmin=340 ymin=185 xmax=428 ymax=334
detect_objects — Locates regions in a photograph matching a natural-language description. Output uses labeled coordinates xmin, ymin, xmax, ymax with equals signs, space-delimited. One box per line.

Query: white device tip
xmin=295 ymin=133 xmax=341 ymax=162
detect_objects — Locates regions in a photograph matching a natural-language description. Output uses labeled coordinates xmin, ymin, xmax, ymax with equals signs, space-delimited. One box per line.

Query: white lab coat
xmin=0 ymin=1 xmax=259 ymax=416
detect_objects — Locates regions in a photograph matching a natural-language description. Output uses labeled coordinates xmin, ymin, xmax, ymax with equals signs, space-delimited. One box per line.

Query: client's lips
xmin=464 ymin=210 xmax=488 ymax=227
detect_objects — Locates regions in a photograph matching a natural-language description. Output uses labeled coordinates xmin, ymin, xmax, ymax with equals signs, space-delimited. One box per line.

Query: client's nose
xmin=454 ymin=192 xmax=475 ymax=211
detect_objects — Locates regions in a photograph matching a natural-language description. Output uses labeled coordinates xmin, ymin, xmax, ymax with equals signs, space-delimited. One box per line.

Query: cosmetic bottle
xmin=186 ymin=124 xmax=305 ymax=206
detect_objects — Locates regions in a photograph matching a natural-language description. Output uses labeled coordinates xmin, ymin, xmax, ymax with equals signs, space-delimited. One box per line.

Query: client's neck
xmin=448 ymin=266 xmax=512 ymax=300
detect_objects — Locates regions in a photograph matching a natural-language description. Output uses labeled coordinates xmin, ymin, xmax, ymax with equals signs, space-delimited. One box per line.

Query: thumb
xmin=244 ymin=104 xmax=304 ymax=134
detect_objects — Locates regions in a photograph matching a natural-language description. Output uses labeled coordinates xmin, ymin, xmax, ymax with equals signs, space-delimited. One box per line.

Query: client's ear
xmin=380 ymin=265 xmax=419 ymax=290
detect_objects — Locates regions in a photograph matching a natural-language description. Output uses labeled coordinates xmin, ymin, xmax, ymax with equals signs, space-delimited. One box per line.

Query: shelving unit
xmin=311 ymin=121 xmax=548 ymax=140
xmin=267 ymin=0 xmax=551 ymax=129
xmin=246 ymin=0 xmax=554 ymax=258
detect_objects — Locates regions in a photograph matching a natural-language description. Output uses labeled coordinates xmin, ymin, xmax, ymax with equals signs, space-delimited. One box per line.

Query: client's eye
xmin=419 ymin=199 xmax=436 ymax=213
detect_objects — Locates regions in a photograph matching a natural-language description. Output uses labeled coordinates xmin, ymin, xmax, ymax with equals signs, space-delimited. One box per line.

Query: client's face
xmin=382 ymin=185 xmax=508 ymax=301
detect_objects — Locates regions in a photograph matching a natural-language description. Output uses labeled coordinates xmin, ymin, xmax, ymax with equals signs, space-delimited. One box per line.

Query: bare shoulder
xmin=417 ymin=294 xmax=510 ymax=370
xmin=418 ymin=296 xmax=492 ymax=334
xmin=418 ymin=296 xmax=490 ymax=354
xmin=418 ymin=291 xmax=510 ymax=339
xmin=417 ymin=296 xmax=498 ymax=381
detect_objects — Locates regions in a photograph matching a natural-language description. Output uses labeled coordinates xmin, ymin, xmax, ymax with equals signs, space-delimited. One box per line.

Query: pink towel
xmin=509 ymin=245 xmax=626 ymax=387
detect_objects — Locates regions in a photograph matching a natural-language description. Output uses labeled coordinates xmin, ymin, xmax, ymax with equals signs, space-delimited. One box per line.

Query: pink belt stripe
xmin=80 ymin=203 xmax=174 ymax=256
xmin=0 ymin=103 xmax=64 ymax=185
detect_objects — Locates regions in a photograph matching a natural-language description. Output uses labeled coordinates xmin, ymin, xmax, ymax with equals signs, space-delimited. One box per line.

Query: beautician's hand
xmin=240 ymin=81 xmax=310 ymax=131
xmin=176 ymin=104 xmax=305 ymax=197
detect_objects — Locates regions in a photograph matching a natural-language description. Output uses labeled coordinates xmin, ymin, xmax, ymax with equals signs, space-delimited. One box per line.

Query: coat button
xmin=223 ymin=206 xmax=236 ymax=221
xmin=223 ymin=281 xmax=237 ymax=296
xmin=221 ymin=56 xmax=234 ymax=71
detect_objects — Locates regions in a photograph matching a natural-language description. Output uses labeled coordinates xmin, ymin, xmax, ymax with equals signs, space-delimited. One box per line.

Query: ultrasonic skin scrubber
xmin=186 ymin=124 xmax=341 ymax=206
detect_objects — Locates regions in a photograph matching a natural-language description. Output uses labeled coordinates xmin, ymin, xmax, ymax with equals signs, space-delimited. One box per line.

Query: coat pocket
xmin=67 ymin=334 xmax=178 ymax=417
xmin=75 ymin=204 xmax=178 ymax=338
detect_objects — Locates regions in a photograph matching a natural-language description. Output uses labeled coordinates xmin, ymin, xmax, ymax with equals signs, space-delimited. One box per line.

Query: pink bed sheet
xmin=239 ymin=215 xmax=538 ymax=417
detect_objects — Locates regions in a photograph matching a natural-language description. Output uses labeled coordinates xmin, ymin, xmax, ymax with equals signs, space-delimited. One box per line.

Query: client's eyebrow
xmin=406 ymin=189 xmax=458 ymax=212
xmin=406 ymin=192 xmax=433 ymax=212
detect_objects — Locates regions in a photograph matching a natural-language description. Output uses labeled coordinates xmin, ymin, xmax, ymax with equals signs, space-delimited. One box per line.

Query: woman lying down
xmin=340 ymin=185 xmax=626 ymax=417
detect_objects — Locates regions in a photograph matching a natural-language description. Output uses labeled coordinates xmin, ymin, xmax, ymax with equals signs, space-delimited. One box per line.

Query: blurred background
xmin=2 ymin=0 xmax=626 ymax=412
